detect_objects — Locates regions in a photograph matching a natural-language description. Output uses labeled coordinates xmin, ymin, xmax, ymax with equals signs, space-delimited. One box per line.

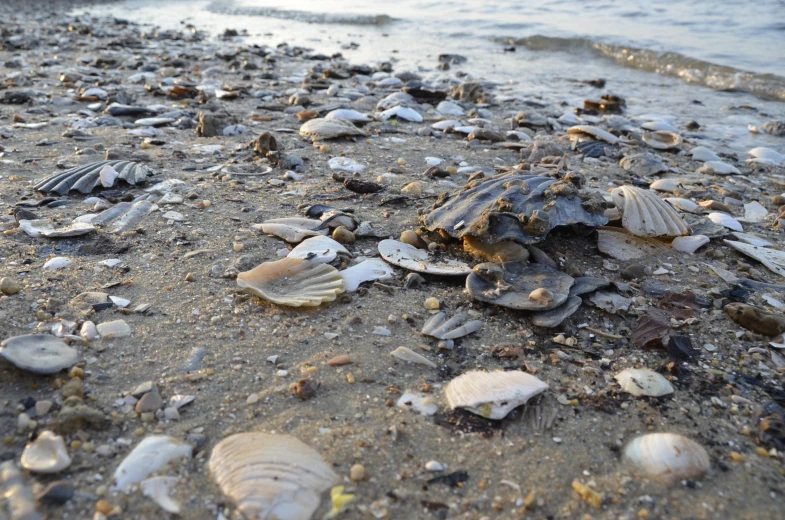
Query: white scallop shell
xmin=642 ymin=131 xmax=682 ymax=150
xmin=378 ymin=239 xmax=470 ymax=276
xmin=21 ymin=431 xmax=71 ymax=473
xmin=614 ymin=368 xmax=674 ymax=397
xmin=113 ymin=435 xmax=193 ymax=491
xmin=566 ymin=125 xmax=619 ymax=144
xmin=299 ymin=118 xmax=367 ymax=141
xmin=671 ymin=235 xmax=710 ymax=254
xmin=324 ymin=109 xmax=372 ymax=123
xmin=339 ymin=258 xmax=395 ymax=292
xmin=707 ymin=212 xmax=743 ymax=232
xmin=623 ymin=433 xmax=710 ymax=485
xmin=421 ymin=312 xmax=483 ymax=340
xmin=689 ymin=146 xmax=720 ymax=162
xmin=610 ymin=186 xmax=690 ymax=238
xmin=254 ymin=218 xmax=328 ymax=243
xmin=445 ymin=370 xmax=549 ymax=420
xmin=237 ymin=258 xmax=345 ymax=307
xmin=209 ymin=433 xmax=338 ymax=520
xmin=287 ymin=236 xmax=350 ymax=264
xmin=697 ymin=161 xmax=740 ymax=175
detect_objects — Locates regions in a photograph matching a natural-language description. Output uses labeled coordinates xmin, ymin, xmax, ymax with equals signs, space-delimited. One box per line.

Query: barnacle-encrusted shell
xmin=299 ymin=118 xmax=367 ymax=141
xmin=209 ymin=433 xmax=338 ymax=520
xmin=237 ymin=258 xmax=345 ymax=307
xmin=614 ymin=368 xmax=674 ymax=397
xmin=445 ymin=370 xmax=549 ymax=419
xmin=34 ymin=160 xmax=153 ymax=195
xmin=421 ymin=312 xmax=483 ymax=340
xmin=378 ymin=239 xmax=471 ymax=276
xmin=623 ymin=433 xmax=710 ymax=485
xmin=21 ymin=431 xmax=71 ymax=473
xmin=642 ymin=131 xmax=682 ymax=150
xmin=466 ymin=262 xmax=574 ymax=311
xmin=422 ymin=173 xmax=608 ymax=245
xmin=610 ymin=186 xmax=690 ymax=238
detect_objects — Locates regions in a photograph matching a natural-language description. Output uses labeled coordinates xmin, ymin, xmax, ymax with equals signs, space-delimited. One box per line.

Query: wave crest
xmin=205 ymin=0 xmax=395 ymax=26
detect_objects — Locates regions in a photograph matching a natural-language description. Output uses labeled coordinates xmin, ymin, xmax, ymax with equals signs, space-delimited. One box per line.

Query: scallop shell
xmin=378 ymin=239 xmax=470 ymax=276
xmin=614 ymin=368 xmax=674 ymax=397
xmin=707 ymin=212 xmax=743 ymax=232
xmin=642 ymin=131 xmax=682 ymax=150
xmin=724 ymin=240 xmax=785 ymax=277
xmin=253 ymin=218 xmax=328 ymax=243
xmin=623 ymin=433 xmax=710 ymax=485
xmin=113 ymin=435 xmax=193 ymax=491
xmin=287 ymin=236 xmax=350 ymax=264
xmin=237 ymin=257 xmax=345 ymax=307
xmin=324 ymin=109 xmax=372 ymax=123
xmin=610 ymin=186 xmax=690 ymax=238
xmin=421 ymin=312 xmax=483 ymax=340
xmin=445 ymin=370 xmax=549 ymax=420
xmin=339 ymin=258 xmax=395 ymax=292
xmin=209 ymin=433 xmax=338 ymax=520
xmin=299 ymin=118 xmax=367 ymax=141
xmin=34 ymin=160 xmax=153 ymax=195
xmin=21 ymin=431 xmax=71 ymax=473
xmin=566 ymin=125 xmax=619 ymax=144
xmin=0 ymin=334 xmax=79 ymax=374
xmin=466 ymin=262 xmax=574 ymax=311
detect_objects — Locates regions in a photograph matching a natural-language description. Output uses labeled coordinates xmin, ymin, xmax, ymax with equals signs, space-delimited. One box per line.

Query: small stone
xmin=404 ymin=273 xmax=426 ymax=288
xmin=401 ymin=181 xmax=423 ymax=197
xmin=61 ymin=378 xmax=83 ymax=400
xmin=425 ymin=460 xmax=444 ymax=471
xmin=293 ymin=379 xmax=318 ymax=400
xmin=725 ymin=303 xmax=785 ymax=336
xmin=35 ymin=400 xmax=53 ymax=417
xmin=350 ymin=463 xmax=366 ymax=481
xmin=400 ymin=230 xmax=423 ymax=248
xmin=332 ymin=226 xmax=355 ymax=244
xmin=233 ymin=242 xmax=245 ymax=252
xmin=328 ymin=354 xmax=352 ymax=366
xmin=96 ymin=320 xmax=131 ymax=339
xmin=163 ymin=407 xmax=180 ymax=421
xmin=424 ymin=297 xmax=440 ymax=310
xmin=36 ymin=481 xmax=75 ymax=505
xmin=246 ymin=393 xmax=259 ymax=405
xmin=184 ymin=272 xmax=196 ymax=282
xmin=135 ymin=392 xmax=163 ymax=413
xmin=0 ymin=277 xmax=21 ymax=295
xmin=96 ymin=500 xmax=114 ymax=515
xmin=131 ymin=381 xmax=155 ymax=397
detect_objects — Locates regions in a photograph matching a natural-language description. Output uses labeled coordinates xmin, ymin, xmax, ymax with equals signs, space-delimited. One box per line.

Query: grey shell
xmin=34 ymin=160 xmax=153 ymax=195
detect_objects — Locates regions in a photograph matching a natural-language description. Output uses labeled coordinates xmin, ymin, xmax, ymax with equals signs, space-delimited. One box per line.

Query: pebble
xmin=349 ymin=463 xmax=366 ymax=481
xmin=36 ymin=481 xmax=75 ymax=505
xmin=332 ymin=226 xmax=355 ymax=244
xmin=328 ymin=354 xmax=352 ymax=366
xmin=425 ymin=460 xmax=445 ymax=471
xmin=0 ymin=277 xmax=21 ymax=295
xmin=424 ymin=297 xmax=440 ymax=310
xmin=401 ymin=181 xmax=423 ymax=197
xmin=135 ymin=392 xmax=163 ymax=413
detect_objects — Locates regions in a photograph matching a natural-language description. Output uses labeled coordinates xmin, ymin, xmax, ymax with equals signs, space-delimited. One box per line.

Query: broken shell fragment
xmin=566 ymin=125 xmax=619 ymax=144
xmin=698 ymin=161 xmax=740 ymax=175
xmin=339 ymin=258 xmax=395 ymax=292
xmin=597 ymin=228 xmax=669 ymax=261
xmin=0 ymin=334 xmax=79 ymax=374
xmin=113 ymin=435 xmax=192 ymax=491
xmin=21 ymin=431 xmax=71 ymax=474
xmin=445 ymin=370 xmax=549 ymax=420
xmin=614 ymin=368 xmax=674 ymax=397
xmin=466 ymin=262 xmax=573 ymax=311
xmin=611 ymin=186 xmax=690 ymax=238
xmin=397 ymin=392 xmax=439 ymax=415
xmin=34 ymin=160 xmax=153 ymax=195
xmin=672 ymin=235 xmax=709 ymax=254
xmin=689 ymin=146 xmax=720 ymax=162
xmin=141 ymin=476 xmax=181 ymax=514
xmin=19 ymin=219 xmax=95 ymax=239
xmin=724 ymin=240 xmax=785 ymax=277
xmin=237 ymin=258 xmax=345 ymax=307
xmin=378 ymin=239 xmax=470 ymax=276
xmin=623 ymin=433 xmax=710 ymax=485
xmin=209 ymin=432 xmax=338 ymax=520
xmin=642 ymin=131 xmax=682 ymax=150
xmin=254 ymin=218 xmax=328 ymax=243
xmin=299 ymin=118 xmax=367 ymax=141
xmin=707 ymin=212 xmax=742 ymax=232
xmin=421 ymin=312 xmax=483 ymax=340
xmin=390 ymin=346 xmax=437 ymax=368
xmin=287 ymin=236 xmax=350 ymax=264
xmin=620 ymin=154 xmax=667 ymax=176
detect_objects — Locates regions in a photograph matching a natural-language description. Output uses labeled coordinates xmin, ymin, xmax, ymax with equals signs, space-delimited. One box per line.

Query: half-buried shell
xmin=623 ymin=433 xmax=710 ymax=485
xmin=466 ymin=262 xmax=574 ymax=311
xmin=610 ymin=186 xmax=690 ymax=238
xmin=299 ymin=118 xmax=367 ymax=141
xmin=614 ymin=368 xmax=674 ymax=397
xmin=34 ymin=160 xmax=153 ymax=195
xmin=237 ymin=258 xmax=345 ymax=307
xmin=421 ymin=312 xmax=483 ymax=340
xmin=445 ymin=370 xmax=549 ymax=419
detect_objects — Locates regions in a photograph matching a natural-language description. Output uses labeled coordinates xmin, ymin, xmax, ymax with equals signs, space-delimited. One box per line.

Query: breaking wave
xmin=205 ymin=0 xmax=395 ymax=26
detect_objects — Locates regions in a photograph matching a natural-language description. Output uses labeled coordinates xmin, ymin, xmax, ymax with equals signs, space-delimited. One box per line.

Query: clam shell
xmin=376 ymin=106 xmax=423 ymax=122
xmin=614 ymin=368 xmax=674 ymax=397
xmin=0 ymin=334 xmax=79 ymax=374
xmin=642 ymin=131 xmax=682 ymax=150
xmin=324 ymin=109 xmax=371 ymax=123
xmin=287 ymin=236 xmax=350 ymax=264
xmin=697 ymin=161 xmax=740 ymax=175
xmin=566 ymin=125 xmax=619 ymax=144
xmin=689 ymin=146 xmax=721 ymax=162
xmin=707 ymin=212 xmax=742 ymax=232
xmin=339 ymin=258 xmax=395 ymax=292
xmin=254 ymin=218 xmax=328 ymax=243
xmin=623 ymin=433 xmax=710 ymax=485
xmin=619 ymin=153 xmax=667 ymax=176
xmin=610 ymin=186 xmax=690 ymax=238
xmin=299 ymin=118 xmax=367 ymax=141
xmin=114 ymin=435 xmax=193 ymax=491
xmin=432 ymin=119 xmax=462 ymax=131
xmin=421 ymin=312 xmax=483 ymax=340
xmin=671 ymin=235 xmax=710 ymax=254
xmin=34 ymin=160 xmax=153 ymax=195
xmin=209 ymin=433 xmax=338 ymax=520
xmin=649 ymin=178 xmax=678 ymax=192
xmin=376 ymin=92 xmax=416 ymax=110
xmin=237 ymin=258 xmax=345 ymax=307
xmin=466 ymin=262 xmax=574 ymax=311
xmin=445 ymin=370 xmax=549 ymax=420
xmin=18 ymin=219 xmax=95 ymax=239
xmin=436 ymin=100 xmax=464 ymax=116
xmin=378 ymin=239 xmax=470 ymax=276
xmin=724 ymin=240 xmax=785 ymax=277
xmin=21 ymin=431 xmax=71 ymax=473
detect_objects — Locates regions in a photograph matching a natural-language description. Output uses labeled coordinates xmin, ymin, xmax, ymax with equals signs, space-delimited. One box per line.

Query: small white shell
xmin=299 ymin=118 xmax=367 ymax=141
xmin=436 ymin=101 xmax=464 ymax=116
xmin=378 ymin=239 xmax=470 ymax=276
xmin=18 ymin=219 xmax=95 ymax=238
xmin=254 ymin=218 xmax=327 ymax=243
xmin=376 ymin=106 xmax=423 ymax=122
xmin=697 ymin=161 xmax=740 ymax=175
xmin=237 ymin=257 xmax=345 ymax=307
xmin=339 ymin=258 xmax=395 ymax=292
xmin=390 ymin=346 xmax=437 ymax=368
xmin=80 ymin=321 xmax=98 ymax=342
xmin=623 ymin=433 xmax=710 ymax=485
xmin=141 ymin=476 xmax=181 ymax=514
xmin=113 ymin=435 xmax=192 ymax=491
xmin=689 ymin=146 xmax=721 ymax=162
xmin=641 ymin=120 xmax=677 ymax=132
xmin=664 ymin=197 xmax=701 ymax=214
xmin=445 ymin=370 xmax=549 ymax=420
xmin=724 ymin=240 xmax=785 ymax=277
xmin=327 ymin=156 xmax=364 ymax=173
xmin=99 ymin=164 xmax=119 ymax=187
xmin=566 ymin=125 xmax=619 ymax=144
xmin=43 ymin=257 xmax=72 ymax=269
xmin=396 ymin=392 xmax=439 ymax=416
xmin=748 ymin=147 xmax=784 ymax=164
xmin=209 ymin=433 xmax=338 ymax=520
xmin=21 ymin=431 xmax=72 ymax=473
xmin=610 ymin=186 xmax=690 ymax=238
xmin=642 ymin=131 xmax=682 ymax=150
xmin=707 ymin=212 xmax=743 ymax=231
xmin=421 ymin=312 xmax=483 ymax=340
xmin=324 ymin=109 xmax=371 ymax=123
xmin=96 ymin=319 xmax=131 ymax=339
xmin=671 ymin=235 xmax=710 ymax=254
xmin=432 ymin=119 xmax=462 ymax=130
xmin=614 ymin=368 xmax=674 ymax=397
xmin=287 ymin=236 xmax=349 ymax=264
xmin=649 ymin=179 xmax=678 ymax=192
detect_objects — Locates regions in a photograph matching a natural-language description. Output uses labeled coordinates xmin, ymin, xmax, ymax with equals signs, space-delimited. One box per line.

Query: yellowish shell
xmin=237 ymin=257 xmax=345 ymax=307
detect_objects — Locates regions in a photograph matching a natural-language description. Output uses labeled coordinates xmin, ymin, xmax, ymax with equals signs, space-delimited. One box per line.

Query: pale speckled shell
xmin=237 ymin=257 xmax=345 ymax=307
xmin=566 ymin=125 xmax=619 ymax=144
xmin=421 ymin=312 xmax=483 ymax=340
xmin=287 ymin=236 xmax=350 ymax=264
xmin=209 ymin=433 xmax=338 ymax=520
xmin=614 ymin=368 xmax=674 ymax=397
xmin=642 ymin=131 xmax=682 ymax=150
xmin=339 ymin=258 xmax=395 ymax=292
xmin=21 ymin=431 xmax=71 ymax=473
xmin=611 ymin=186 xmax=690 ymax=238
xmin=378 ymin=239 xmax=470 ymax=276
xmin=445 ymin=370 xmax=549 ymax=420
xmin=299 ymin=118 xmax=367 ymax=141
xmin=623 ymin=433 xmax=710 ymax=485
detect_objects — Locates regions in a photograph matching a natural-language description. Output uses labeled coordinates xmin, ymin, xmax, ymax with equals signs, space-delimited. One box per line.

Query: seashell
xmin=610 ymin=186 xmax=690 ymax=238
xmin=103 ymin=200 xmax=156 ymax=234
xmin=339 ymin=258 xmax=395 ymax=292
xmin=319 ymin=211 xmax=358 ymax=231
xmin=619 ymin=153 xmax=667 ymax=176
xmin=97 ymin=319 xmax=131 ymax=339
xmin=445 ymin=370 xmax=549 ymax=420
xmin=378 ymin=239 xmax=470 ymax=276
xmin=649 ymin=179 xmax=678 ymax=192
xmin=566 ymin=125 xmax=618 ymax=144
xmin=99 ymin=164 xmax=119 ymax=187
xmin=18 ymin=219 xmax=95 ymax=238
xmin=466 ymin=262 xmax=574 ymax=311
xmin=432 ymin=119 xmax=462 ymax=131
xmin=390 ymin=346 xmax=437 ymax=368
xmin=724 ymin=240 xmax=785 ymax=277
xmin=43 ymin=257 xmax=72 ymax=269
xmin=0 ymin=334 xmax=79 ymax=374
xmin=355 ymin=221 xmax=388 ymax=238
xmin=34 ymin=160 xmax=153 ymax=195
xmin=376 ymin=106 xmax=423 ymax=122
xmin=641 ymin=120 xmax=677 ymax=132
xmin=531 ymin=295 xmax=583 ymax=328
xmin=237 ymin=257 xmax=345 ymax=307
xmin=671 ymin=235 xmax=710 ymax=253
xmin=299 ymin=118 xmax=367 ymax=141
xmin=254 ymin=218 xmax=328 ymax=243
xmin=614 ymin=368 xmax=674 ymax=397
xmin=743 ymin=201 xmax=768 ymax=223
xmin=328 ymin=156 xmax=364 ymax=173
xmin=396 ymin=392 xmax=439 ymax=415
xmin=113 ymin=435 xmax=193 ymax=491
xmin=324 ymin=109 xmax=371 ymax=123
xmin=623 ymin=433 xmax=710 ymax=485
xmin=707 ymin=212 xmax=742 ymax=232
xmin=597 ymin=228 xmax=669 ymax=261
xmin=80 ymin=321 xmax=98 ymax=342
xmin=697 ymin=161 xmax=740 ymax=175
xmin=588 ymin=291 xmax=632 ymax=313
xmin=689 ymin=146 xmax=721 ymax=162
xmin=463 ymin=235 xmax=530 ymax=263
xmin=287 ymin=236 xmax=350 ymax=264
xmin=209 ymin=432 xmax=338 ymax=520
xmin=21 ymin=431 xmax=71 ymax=473
xmin=436 ymin=100 xmax=464 ymax=116
xmin=376 ymin=92 xmax=416 ymax=110
xmin=141 ymin=476 xmax=181 ymax=514
xmin=421 ymin=312 xmax=483 ymax=340
xmin=664 ymin=197 xmax=701 ymax=214
xmin=642 ymin=131 xmax=682 ymax=150
xmin=729 ymin=232 xmax=772 ymax=247
xmin=748 ymin=147 xmax=784 ymax=164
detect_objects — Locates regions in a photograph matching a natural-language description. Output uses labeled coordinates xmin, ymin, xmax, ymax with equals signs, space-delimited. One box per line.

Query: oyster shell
xmin=378 ymin=239 xmax=470 ymax=276
xmin=422 ymin=173 xmax=608 ymax=246
xmin=623 ymin=433 xmax=710 ymax=485
xmin=421 ymin=312 xmax=483 ymax=340
xmin=299 ymin=118 xmax=367 ymax=141
xmin=339 ymin=258 xmax=395 ymax=292
xmin=610 ymin=186 xmax=690 ymax=238
xmin=445 ymin=370 xmax=549 ymax=420
xmin=642 ymin=131 xmax=682 ymax=150
xmin=614 ymin=368 xmax=674 ymax=397
xmin=287 ymin=236 xmax=350 ymax=264
xmin=254 ymin=218 xmax=328 ymax=243
xmin=466 ymin=262 xmax=574 ymax=311
xmin=237 ymin=257 xmax=345 ymax=307
xmin=21 ymin=431 xmax=71 ymax=473
xmin=34 ymin=160 xmax=153 ymax=195
xmin=566 ymin=125 xmax=619 ymax=144
xmin=209 ymin=433 xmax=338 ymax=520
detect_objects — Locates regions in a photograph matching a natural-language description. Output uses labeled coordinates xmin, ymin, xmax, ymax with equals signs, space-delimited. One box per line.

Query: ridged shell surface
xmin=299 ymin=118 xmax=367 ymax=141
xmin=611 ymin=186 xmax=690 ymax=238
xmin=421 ymin=312 xmax=483 ymax=340
xmin=445 ymin=370 xmax=549 ymax=419
xmin=466 ymin=262 xmax=574 ymax=311
xmin=614 ymin=368 xmax=674 ymax=397
xmin=209 ymin=433 xmax=338 ymax=520
xmin=623 ymin=433 xmax=710 ymax=485
xmin=237 ymin=258 xmax=345 ymax=307
xmin=34 ymin=160 xmax=152 ymax=195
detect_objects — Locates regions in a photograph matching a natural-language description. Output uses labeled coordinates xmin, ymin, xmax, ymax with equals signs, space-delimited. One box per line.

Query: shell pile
xmin=445 ymin=370 xmax=549 ymax=419
xmin=237 ymin=257 xmax=345 ymax=307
